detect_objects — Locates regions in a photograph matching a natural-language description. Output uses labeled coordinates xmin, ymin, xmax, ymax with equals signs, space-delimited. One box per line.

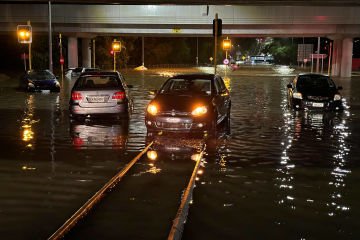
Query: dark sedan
xmin=21 ymin=69 xmax=60 ymax=92
xmin=287 ymin=73 xmax=344 ymax=111
xmin=145 ymin=74 xmax=231 ymax=135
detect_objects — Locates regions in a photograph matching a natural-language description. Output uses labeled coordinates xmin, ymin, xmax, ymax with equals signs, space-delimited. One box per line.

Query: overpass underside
xmin=1 ymin=4 xmax=360 ymax=77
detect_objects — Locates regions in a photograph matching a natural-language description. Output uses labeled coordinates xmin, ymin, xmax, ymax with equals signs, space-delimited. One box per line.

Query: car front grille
xmin=307 ymin=96 xmax=329 ymax=101
xmin=155 ymin=122 xmax=192 ymax=130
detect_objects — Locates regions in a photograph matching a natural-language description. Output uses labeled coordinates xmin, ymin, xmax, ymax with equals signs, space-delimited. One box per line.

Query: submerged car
xmin=21 ymin=69 xmax=60 ymax=92
xmin=145 ymin=73 xmax=231 ymax=135
xmin=69 ymin=71 xmax=133 ymax=120
xmin=287 ymin=73 xmax=344 ymax=111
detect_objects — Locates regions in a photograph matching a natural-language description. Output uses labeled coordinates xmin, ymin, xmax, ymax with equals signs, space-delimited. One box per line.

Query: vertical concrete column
xmin=340 ymin=38 xmax=353 ymax=78
xmin=331 ymin=39 xmax=342 ymax=77
xmin=82 ymin=38 xmax=91 ymax=68
xmin=68 ymin=37 xmax=78 ymax=68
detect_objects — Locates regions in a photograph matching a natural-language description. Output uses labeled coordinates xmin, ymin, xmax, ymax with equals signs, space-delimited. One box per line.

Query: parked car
xmin=71 ymin=67 xmax=85 ymax=78
xmin=20 ymin=69 xmax=60 ymax=92
xmin=287 ymin=73 xmax=344 ymax=111
xmin=145 ymin=73 xmax=231 ymax=135
xmin=71 ymin=67 xmax=100 ymax=78
xmin=69 ymin=71 xmax=133 ymax=120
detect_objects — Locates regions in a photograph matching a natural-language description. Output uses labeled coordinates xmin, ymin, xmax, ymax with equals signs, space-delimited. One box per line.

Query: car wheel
xmin=225 ymin=108 xmax=231 ymax=134
xmin=211 ymin=117 xmax=218 ymax=137
xmin=51 ymin=87 xmax=60 ymax=93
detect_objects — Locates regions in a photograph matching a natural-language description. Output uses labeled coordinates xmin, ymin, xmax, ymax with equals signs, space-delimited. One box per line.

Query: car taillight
xmin=112 ymin=91 xmax=125 ymax=100
xmin=71 ymin=92 xmax=82 ymax=101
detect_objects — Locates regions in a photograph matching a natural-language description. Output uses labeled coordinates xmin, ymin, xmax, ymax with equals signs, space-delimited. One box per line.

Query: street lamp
xmin=112 ymin=40 xmax=121 ymax=71
xmin=17 ymin=23 xmax=32 ymax=70
xmin=223 ymin=37 xmax=231 ymax=76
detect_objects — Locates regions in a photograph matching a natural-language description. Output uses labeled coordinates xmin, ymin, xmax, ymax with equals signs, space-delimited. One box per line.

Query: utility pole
xmin=214 ymin=13 xmax=218 ymax=74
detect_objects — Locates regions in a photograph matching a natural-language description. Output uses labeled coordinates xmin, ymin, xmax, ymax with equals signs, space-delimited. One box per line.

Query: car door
xmin=213 ymin=76 xmax=230 ymax=123
xmin=118 ymin=73 xmax=133 ymax=111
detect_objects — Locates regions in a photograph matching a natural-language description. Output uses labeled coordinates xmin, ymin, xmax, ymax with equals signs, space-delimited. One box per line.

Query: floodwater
xmin=0 ymin=66 xmax=359 ymax=239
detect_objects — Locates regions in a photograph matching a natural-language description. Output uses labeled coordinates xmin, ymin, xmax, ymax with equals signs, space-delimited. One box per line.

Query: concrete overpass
xmin=1 ymin=3 xmax=360 ymax=77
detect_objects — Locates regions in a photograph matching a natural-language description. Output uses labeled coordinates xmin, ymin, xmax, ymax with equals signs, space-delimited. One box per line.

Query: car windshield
xmin=76 ymin=76 xmax=122 ymax=89
xmin=73 ymin=68 xmax=82 ymax=73
xmin=28 ymin=70 xmax=54 ymax=80
xmin=296 ymin=75 xmax=335 ymax=92
xmin=160 ymin=78 xmax=211 ymax=95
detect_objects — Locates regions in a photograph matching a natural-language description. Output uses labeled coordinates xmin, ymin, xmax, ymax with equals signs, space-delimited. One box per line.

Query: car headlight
xmin=191 ymin=106 xmax=208 ymax=116
xmin=293 ymin=92 xmax=302 ymax=99
xmin=334 ymin=94 xmax=341 ymax=101
xmin=55 ymin=81 xmax=60 ymax=87
xmin=147 ymin=103 xmax=158 ymax=116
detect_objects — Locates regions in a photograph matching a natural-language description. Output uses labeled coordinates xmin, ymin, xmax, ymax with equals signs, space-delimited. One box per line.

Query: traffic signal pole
xmin=214 ymin=13 xmax=218 ymax=74
xmin=27 ymin=20 xmax=32 ymax=71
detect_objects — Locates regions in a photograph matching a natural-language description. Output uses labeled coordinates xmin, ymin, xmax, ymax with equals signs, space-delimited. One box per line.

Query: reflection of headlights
xmin=293 ymin=92 xmax=302 ymax=99
xmin=191 ymin=153 xmax=201 ymax=161
xmin=191 ymin=106 xmax=208 ymax=116
xmin=147 ymin=103 xmax=158 ymax=116
xmin=334 ymin=94 xmax=341 ymax=101
xmin=147 ymin=150 xmax=158 ymax=161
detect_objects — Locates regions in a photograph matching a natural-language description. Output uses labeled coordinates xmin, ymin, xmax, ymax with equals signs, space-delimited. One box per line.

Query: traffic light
xmin=112 ymin=40 xmax=121 ymax=53
xmin=223 ymin=38 xmax=231 ymax=51
xmin=17 ymin=25 xmax=32 ymax=44
xmin=212 ymin=18 xmax=222 ymax=37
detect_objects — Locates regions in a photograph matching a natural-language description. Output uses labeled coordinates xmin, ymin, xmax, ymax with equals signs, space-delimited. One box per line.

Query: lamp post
xmin=112 ymin=39 xmax=121 ymax=72
xmin=223 ymin=37 xmax=231 ymax=76
xmin=17 ymin=22 xmax=32 ymax=71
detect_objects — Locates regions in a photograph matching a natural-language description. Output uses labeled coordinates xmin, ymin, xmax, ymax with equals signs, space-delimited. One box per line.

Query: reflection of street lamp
xmin=112 ymin=40 xmax=121 ymax=71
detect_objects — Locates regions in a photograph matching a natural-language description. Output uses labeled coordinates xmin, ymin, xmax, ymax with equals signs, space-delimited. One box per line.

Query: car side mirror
xmin=149 ymin=89 xmax=157 ymax=95
xmin=337 ymin=86 xmax=343 ymax=90
xmin=287 ymin=84 xmax=292 ymax=88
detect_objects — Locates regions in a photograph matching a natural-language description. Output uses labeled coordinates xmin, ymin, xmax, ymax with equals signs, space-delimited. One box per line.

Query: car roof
xmin=298 ymin=73 xmax=329 ymax=77
xmin=78 ymin=71 xmax=120 ymax=77
xmin=170 ymin=73 xmax=216 ymax=80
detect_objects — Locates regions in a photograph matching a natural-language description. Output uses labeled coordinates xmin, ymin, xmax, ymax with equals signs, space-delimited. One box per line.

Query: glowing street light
xmin=112 ymin=39 xmax=121 ymax=71
xmin=17 ymin=25 xmax=32 ymax=44
xmin=17 ymin=23 xmax=32 ymax=71
xmin=223 ymin=38 xmax=231 ymax=51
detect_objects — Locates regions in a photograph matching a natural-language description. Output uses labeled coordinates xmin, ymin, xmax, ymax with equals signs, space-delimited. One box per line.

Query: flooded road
xmin=0 ymin=67 xmax=359 ymax=239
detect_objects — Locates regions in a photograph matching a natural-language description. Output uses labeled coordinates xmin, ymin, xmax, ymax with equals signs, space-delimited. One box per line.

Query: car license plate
xmin=87 ymin=96 xmax=106 ymax=103
xmin=312 ymin=102 xmax=324 ymax=107
xmin=166 ymin=117 xmax=181 ymax=123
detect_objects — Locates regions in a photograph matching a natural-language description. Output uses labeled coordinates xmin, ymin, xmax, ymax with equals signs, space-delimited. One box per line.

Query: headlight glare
xmin=293 ymin=92 xmax=302 ymax=99
xmin=192 ymin=106 xmax=207 ymax=116
xmin=334 ymin=94 xmax=341 ymax=101
xmin=147 ymin=103 xmax=158 ymax=116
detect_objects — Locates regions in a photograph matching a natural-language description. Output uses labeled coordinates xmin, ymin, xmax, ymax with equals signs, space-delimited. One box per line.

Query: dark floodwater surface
xmin=0 ymin=68 xmax=360 ymax=239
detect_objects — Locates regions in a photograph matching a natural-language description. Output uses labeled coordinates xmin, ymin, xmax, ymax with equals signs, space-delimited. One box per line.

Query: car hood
xmin=151 ymin=93 xmax=212 ymax=112
xmin=301 ymin=88 xmax=338 ymax=99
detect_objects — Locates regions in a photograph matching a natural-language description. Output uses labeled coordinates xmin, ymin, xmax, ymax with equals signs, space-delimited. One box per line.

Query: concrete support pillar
xmin=68 ymin=37 xmax=78 ymax=68
xmin=340 ymin=38 xmax=353 ymax=78
xmin=331 ymin=39 xmax=342 ymax=77
xmin=82 ymin=38 xmax=91 ymax=68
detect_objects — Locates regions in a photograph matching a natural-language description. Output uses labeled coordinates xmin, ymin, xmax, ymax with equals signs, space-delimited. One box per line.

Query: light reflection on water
xmin=0 ymin=70 xmax=360 ymax=239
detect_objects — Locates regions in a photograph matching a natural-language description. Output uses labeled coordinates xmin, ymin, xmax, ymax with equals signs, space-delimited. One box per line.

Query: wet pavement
xmin=0 ymin=66 xmax=360 ymax=239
